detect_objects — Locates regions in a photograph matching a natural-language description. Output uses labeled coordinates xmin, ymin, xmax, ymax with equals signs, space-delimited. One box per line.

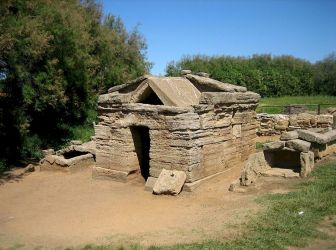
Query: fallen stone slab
xmin=263 ymin=141 xmax=285 ymax=151
xmin=285 ymin=139 xmax=311 ymax=152
xmin=153 ymin=169 xmax=186 ymax=195
xmin=186 ymin=74 xmax=247 ymax=92
xmin=280 ymin=131 xmax=299 ymax=141
xmin=184 ymin=168 xmax=236 ymax=192
xmin=261 ymin=168 xmax=300 ymax=178
xmin=297 ymin=130 xmax=328 ymax=144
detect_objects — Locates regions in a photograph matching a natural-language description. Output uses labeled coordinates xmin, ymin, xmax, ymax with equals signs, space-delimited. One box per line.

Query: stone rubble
xmin=39 ymin=140 xmax=96 ymax=172
xmin=257 ymin=113 xmax=333 ymax=135
xmin=231 ymin=127 xmax=336 ymax=191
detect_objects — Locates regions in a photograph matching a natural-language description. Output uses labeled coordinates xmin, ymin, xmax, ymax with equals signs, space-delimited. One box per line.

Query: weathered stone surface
xmin=70 ymin=140 xmax=82 ymax=145
xmin=297 ymin=130 xmax=328 ymax=144
xmin=98 ymin=93 xmax=132 ymax=104
xmin=200 ymin=92 xmax=260 ymax=105
xmin=153 ymin=169 xmax=186 ymax=195
xmin=316 ymin=115 xmax=333 ymax=124
xmin=186 ymin=74 xmax=247 ymax=92
xmin=42 ymin=149 xmax=55 ymax=157
xmin=108 ymin=75 xmax=148 ymax=93
xmin=24 ymin=164 xmax=36 ymax=173
xmin=95 ymin=74 xmax=259 ymax=188
xmin=240 ymin=152 xmax=271 ymax=186
xmin=92 ymin=167 xmax=129 ymax=182
xmin=40 ymin=153 xmax=94 ymax=172
xmin=73 ymin=141 xmax=96 ymax=155
xmin=257 ymin=113 xmax=333 ymax=135
xmin=263 ymin=141 xmax=285 ymax=151
xmin=228 ymin=179 xmax=241 ymax=191
xmin=144 ymin=177 xmax=157 ymax=192
xmin=280 ymin=131 xmax=299 ymax=141
xmin=181 ymin=69 xmax=191 ymax=75
xmin=196 ymin=72 xmax=210 ymax=78
xmin=300 ymin=151 xmax=314 ymax=177
xmin=261 ymin=168 xmax=300 ymax=178
xmin=131 ymin=77 xmax=202 ymax=107
xmin=285 ymin=139 xmax=311 ymax=152
xmin=310 ymin=141 xmax=336 ymax=159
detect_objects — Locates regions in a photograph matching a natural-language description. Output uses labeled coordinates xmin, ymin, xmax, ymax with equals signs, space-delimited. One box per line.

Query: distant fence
xmin=256 ymin=104 xmax=336 ymax=115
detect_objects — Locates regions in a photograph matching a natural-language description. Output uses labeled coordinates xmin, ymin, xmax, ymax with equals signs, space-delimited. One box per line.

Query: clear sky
xmin=101 ymin=0 xmax=336 ymax=75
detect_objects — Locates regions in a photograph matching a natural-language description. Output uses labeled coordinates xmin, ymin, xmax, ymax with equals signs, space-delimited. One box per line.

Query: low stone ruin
xmin=39 ymin=141 xmax=96 ymax=172
xmin=94 ymin=72 xmax=260 ymax=193
xmin=230 ymin=127 xmax=336 ymax=191
xmin=257 ymin=113 xmax=334 ymax=135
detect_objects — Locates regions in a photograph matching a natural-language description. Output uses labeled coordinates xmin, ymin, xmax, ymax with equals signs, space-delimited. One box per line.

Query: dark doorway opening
xmin=264 ymin=150 xmax=301 ymax=173
xmin=130 ymin=126 xmax=150 ymax=180
xmin=137 ymin=88 xmax=163 ymax=105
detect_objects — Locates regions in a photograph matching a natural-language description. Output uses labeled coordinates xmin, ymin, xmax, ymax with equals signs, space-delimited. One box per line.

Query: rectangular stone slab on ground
xmin=153 ymin=169 xmax=186 ymax=195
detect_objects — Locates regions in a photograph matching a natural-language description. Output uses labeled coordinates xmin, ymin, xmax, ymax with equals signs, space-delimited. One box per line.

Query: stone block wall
xmin=94 ymin=102 xmax=258 ymax=183
xmin=257 ymin=113 xmax=333 ymax=135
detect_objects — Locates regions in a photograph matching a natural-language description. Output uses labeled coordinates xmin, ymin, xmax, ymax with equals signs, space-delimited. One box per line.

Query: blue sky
xmin=102 ymin=0 xmax=336 ymax=75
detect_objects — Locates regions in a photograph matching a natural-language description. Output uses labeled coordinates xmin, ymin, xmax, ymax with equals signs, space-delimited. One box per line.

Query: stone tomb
xmin=94 ymin=73 xmax=260 ymax=190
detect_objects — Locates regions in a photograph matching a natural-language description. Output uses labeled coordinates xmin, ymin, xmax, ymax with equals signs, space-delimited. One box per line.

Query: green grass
xmin=257 ymin=95 xmax=336 ymax=114
xmin=69 ymin=125 xmax=95 ymax=143
xmin=256 ymin=141 xmax=272 ymax=150
xmin=71 ymin=159 xmax=336 ymax=250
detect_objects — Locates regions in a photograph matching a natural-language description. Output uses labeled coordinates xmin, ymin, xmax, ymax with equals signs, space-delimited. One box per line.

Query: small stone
xmin=196 ymin=72 xmax=210 ymax=78
xmin=285 ymin=139 xmax=311 ymax=152
xmin=181 ymin=69 xmax=191 ymax=75
xmin=70 ymin=140 xmax=82 ymax=145
xmin=263 ymin=141 xmax=285 ymax=151
xmin=153 ymin=169 xmax=186 ymax=195
xmin=42 ymin=149 xmax=55 ymax=156
xmin=228 ymin=179 xmax=241 ymax=191
xmin=280 ymin=131 xmax=299 ymax=141
xmin=23 ymin=164 xmax=35 ymax=173
xmin=144 ymin=177 xmax=157 ymax=192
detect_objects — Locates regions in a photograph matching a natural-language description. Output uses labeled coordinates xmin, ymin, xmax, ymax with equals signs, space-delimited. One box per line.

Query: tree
xmin=166 ymin=54 xmax=315 ymax=97
xmin=314 ymin=53 xmax=336 ymax=96
xmin=0 ymin=0 xmax=151 ymax=166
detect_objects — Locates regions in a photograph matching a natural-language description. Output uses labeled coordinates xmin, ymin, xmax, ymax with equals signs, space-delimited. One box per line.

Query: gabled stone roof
xmin=130 ymin=76 xmax=201 ymax=106
xmin=101 ymin=73 xmax=259 ymax=107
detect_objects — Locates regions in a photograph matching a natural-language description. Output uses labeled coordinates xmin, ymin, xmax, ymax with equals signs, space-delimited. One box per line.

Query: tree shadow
xmin=0 ymin=169 xmax=27 ymax=186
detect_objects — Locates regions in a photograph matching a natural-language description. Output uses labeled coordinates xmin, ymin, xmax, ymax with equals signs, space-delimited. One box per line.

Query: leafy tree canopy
xmin=166 ymin=54 xmax=335 ymax=97
xmin=0 ymin=0 xmax=151 ymax=165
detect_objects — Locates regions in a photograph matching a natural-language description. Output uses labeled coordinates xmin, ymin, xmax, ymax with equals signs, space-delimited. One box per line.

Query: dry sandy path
xmin=0 ymin=165 xmax=293 ymax=249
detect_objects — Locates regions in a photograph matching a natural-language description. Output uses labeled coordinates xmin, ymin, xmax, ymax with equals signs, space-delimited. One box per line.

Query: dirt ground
xmin=0 ymin=162 xmax=300 ymax=249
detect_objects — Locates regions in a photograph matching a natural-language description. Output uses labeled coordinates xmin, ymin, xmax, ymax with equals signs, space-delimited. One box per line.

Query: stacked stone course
xmin=94 ymin=73 xmax=260 ymax=186
xmin=257 ymin=113 xmax=333 ymax=135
